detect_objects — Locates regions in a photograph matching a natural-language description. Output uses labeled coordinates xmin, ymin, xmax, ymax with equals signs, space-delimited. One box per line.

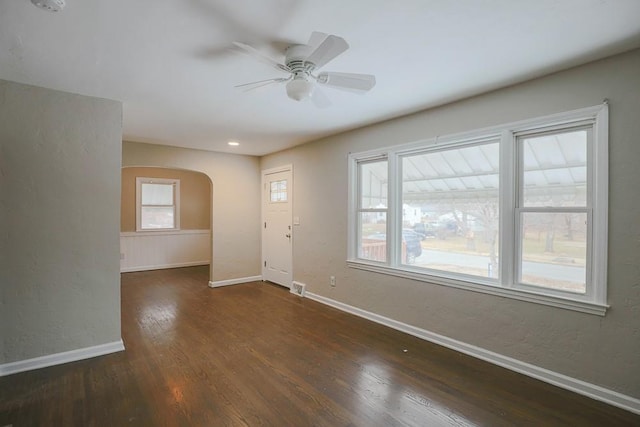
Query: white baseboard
xmin=121 ymin=261 xmax=209 ymax=273
xmin=0 ymin=340 xmax=125 ymax=377
xmin=208 ymin=275 xmax=262 ymax=288
xmin=305 ymin=291 xmax=640 ymax=415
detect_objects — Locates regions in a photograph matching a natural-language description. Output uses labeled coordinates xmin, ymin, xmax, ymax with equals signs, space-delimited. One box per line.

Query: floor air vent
xmin=291 ymin=282 xmax=306 ymax=297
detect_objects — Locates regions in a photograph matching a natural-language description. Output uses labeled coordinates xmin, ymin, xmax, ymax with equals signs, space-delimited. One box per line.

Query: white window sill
xmin=347 ymin=260 xmax=608 ymax=316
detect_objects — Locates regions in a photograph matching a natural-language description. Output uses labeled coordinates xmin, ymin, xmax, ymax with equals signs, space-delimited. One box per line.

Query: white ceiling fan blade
xmin=317 ymin=72 xmax=376 ymax=92
xmin=235 ymin=77 xmax=290 ymax=92
xmin=310 ymin=86 xmax=331 ymax=108
xmin=304 ymin=35 xmax=349 ymax=69
xmin=307 ymin=31 xmax=328 ymax=49
xmin=232 ymin=42 xmax=290 ymax=73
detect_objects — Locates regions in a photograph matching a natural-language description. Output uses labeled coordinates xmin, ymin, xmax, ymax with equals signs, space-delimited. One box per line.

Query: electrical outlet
xmin=330 ymin=276 xmax=336 ymax=287
xmin=120 ymin=253 xmax=125 ymax=260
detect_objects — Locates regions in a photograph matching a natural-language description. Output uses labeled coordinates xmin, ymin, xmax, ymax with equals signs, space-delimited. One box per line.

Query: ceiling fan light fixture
xmin=30 ymin=0 xmax=65 ymax=12
xmin=286 ymin=78 xmax=314 ymax=101
xmin=233 ymin=32 xmax=375 ymax=106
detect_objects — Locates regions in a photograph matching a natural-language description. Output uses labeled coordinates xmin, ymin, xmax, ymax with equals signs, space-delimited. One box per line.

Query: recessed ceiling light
xmin=228 ymin=141 xmax=240 ymax=146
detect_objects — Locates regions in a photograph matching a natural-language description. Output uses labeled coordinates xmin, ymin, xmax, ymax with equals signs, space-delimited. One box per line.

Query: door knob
xmin=285 ymin=233 xmax=291 ymax=238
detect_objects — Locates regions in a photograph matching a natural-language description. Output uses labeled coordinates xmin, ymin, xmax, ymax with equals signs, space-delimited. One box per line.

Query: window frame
xmin=135 ymin=177 xmax=181 ymax=232
xmin=347 ymin=104 xmax=609 ymax=315
xmin=356 ymin=156 xmax=390 ymax=263
xmin=514 ymin=124 xmax=593 ymax=299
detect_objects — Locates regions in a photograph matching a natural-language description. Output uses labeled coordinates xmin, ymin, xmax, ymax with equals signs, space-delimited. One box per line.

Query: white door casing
xmin=262 ymin=166 xmax=293 ymax=287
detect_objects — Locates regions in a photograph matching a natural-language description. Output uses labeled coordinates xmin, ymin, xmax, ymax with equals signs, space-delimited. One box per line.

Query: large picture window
xmin=402 ymin=140 xmax=500 ymax=278
xmin=136 ymin=177 xmax=180 ymax=231
xmin=348 ymin=105 xmax=608 ymax=315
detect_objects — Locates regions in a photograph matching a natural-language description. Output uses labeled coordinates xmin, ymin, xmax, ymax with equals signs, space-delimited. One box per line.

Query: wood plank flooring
xmin=1 ymin=266 xmax=638 ymax=426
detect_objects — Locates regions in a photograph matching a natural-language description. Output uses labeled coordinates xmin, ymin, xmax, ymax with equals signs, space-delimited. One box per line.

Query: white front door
xmin=262 ymin=167 xmax=293 ymax=287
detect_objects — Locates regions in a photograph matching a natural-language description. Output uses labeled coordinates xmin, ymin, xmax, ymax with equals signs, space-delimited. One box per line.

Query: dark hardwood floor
xmin=1 ymin=266 xmax=638 ymax=426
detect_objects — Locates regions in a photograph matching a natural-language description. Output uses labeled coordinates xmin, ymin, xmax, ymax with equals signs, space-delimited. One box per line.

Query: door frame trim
xmin=261 ymin=164 xmax=293 ymax=287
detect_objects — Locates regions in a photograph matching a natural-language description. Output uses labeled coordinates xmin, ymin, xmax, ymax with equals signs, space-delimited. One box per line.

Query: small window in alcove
xmin=136 ymin=177 xmax=180 ymax=230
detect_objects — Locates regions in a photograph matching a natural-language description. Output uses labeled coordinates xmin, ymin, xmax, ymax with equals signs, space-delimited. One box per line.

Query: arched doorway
xmin=120 ymin=166 xmax=212 ymax=272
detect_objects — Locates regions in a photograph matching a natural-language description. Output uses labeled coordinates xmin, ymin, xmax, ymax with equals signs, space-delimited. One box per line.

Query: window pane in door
xmin=520 ymin=212 xmax=587 ymax=293
xmin=521 ymin=130 xmax=588 ymax=207
xmin=270 ymin=180 xmax=287 ymax=202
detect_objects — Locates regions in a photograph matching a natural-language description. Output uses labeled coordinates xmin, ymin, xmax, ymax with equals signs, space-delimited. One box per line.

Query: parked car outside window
xmin=402 ymin=229 xmax=423 ymax=263
xmin=412 ymin=223 xmax=436 ymax=240
xmin=367 ymin=230 xmax=423 ymax=264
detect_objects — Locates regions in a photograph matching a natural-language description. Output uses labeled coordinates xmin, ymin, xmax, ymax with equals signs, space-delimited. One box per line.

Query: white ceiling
xmin=1 ymin=0 xmax=640 ymax=156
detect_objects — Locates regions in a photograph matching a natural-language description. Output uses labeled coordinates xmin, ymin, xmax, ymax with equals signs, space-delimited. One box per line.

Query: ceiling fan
xmin=233 ymin=32 xmax=376 ymax=106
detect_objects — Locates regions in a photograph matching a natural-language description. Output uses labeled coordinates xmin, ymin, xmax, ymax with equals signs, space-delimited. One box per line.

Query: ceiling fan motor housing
xmin=285 ymin=45 xmax=316 ymax=76
xmin=285 ymin=44 xmax=316 ymax=101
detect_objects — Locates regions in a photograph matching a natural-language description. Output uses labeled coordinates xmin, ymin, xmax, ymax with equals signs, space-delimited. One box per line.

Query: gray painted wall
xmin=122 ymin=142 xmax=262 ymax=282
xmin=0 ymin=80 xmax=122 ymax=364
xmin=261 ymin=49 xmax=640 ymax=398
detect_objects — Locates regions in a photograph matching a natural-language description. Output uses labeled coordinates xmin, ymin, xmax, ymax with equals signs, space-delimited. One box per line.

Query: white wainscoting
xmin=120 ymin=229 xmax=210 ymax=272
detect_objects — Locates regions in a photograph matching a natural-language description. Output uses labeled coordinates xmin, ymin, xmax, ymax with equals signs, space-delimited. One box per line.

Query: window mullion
xmin=500 ymin=130 xmax=516 ymax=287
xmin=387 ymin=152 xmax=400 ymax=267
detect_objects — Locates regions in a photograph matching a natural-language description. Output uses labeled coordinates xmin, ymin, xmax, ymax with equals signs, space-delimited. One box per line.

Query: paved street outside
xmin=415 ymin=249 xmax=585 ymax=284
